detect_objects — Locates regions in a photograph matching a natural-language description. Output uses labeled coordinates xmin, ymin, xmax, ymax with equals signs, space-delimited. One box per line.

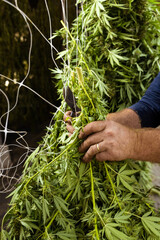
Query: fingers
xmin=64 ymin=111 xmax=72 ymax=124
xmin=96 ymin=152 xmax=109 ymax=162
xmin=79 ymin=132 xmax=103 ymax=153
xmin=79 ymin=121 xmax=107 ymax=139
xmin=66 ymin=123 xmax=75 ymax=134
xmin=82 ymin=142 xmax=105 ymax=163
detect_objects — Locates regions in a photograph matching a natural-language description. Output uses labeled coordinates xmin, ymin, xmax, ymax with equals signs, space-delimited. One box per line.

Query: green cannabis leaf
xmin=1 ymin=0 xmax=160 ymax=239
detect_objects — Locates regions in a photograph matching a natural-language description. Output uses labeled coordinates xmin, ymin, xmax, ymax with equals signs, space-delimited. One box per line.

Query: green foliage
xmin=1 ymin=0 xmax=160 ymax=239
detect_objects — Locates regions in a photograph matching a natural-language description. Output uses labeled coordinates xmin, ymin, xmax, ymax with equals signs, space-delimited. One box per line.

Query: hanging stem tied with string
xmin=1 ymin=0 xmax=160 ymax=239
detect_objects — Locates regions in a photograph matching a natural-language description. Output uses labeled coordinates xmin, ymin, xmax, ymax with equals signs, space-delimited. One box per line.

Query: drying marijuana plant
xmin=1 ymin=0 xmax=160 ymax=239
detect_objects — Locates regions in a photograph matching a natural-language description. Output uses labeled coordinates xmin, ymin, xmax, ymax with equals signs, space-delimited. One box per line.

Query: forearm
xmin=107 ymin=108 xmax=141 ymax=128
xmin=131 ymin=128 xmax=160 ymax=163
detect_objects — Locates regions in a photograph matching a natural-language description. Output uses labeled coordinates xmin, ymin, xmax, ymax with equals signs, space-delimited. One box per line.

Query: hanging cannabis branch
xmin=1 ymin=0 xmax=160 ymax=239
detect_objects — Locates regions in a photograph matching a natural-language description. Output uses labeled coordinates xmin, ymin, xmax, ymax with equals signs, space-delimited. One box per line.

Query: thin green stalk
xmin=36 ymin=190 xmax=73 ymax=240
xmin=104 ymin=163 xmax=122 ymax=210
xmin=125 ymin=211 xmax=141 ymax=219
xmin=20 ymin=137 xmax=77 ymax=197
xmin=95 ymin=209 xmax=105 ymax=227
xmin=61 ymin=20 xmax=91 ymax=74
xmin=1 ymin=207 xmax=13 ymax=236
xmin=2 ymin=134 xmax=79 ymax=231
xmin=76 ymin=67 xmax=95 ymax=110
xmin=46 ymin=190 xmax=73 ymax=230
xmin=105 ymin=163 xmax=118 ymax=174
xmin=90 ymin=162 xmax=100 ymax=240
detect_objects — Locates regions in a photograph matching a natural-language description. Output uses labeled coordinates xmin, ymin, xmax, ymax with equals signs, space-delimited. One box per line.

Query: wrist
xmin=129 ymin=129 xmax=149 ymax=161
xmin=106 ymin=109 xmax=141 ymax=128
xmin=127 ymin=129 xmax=140 ymax=160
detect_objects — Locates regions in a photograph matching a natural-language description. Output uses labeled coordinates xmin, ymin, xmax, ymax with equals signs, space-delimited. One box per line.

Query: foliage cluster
xmin=1 ymin=0 xmax=160 ymax=239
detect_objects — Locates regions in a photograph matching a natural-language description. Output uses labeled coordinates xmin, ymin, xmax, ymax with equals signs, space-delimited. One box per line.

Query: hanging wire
xmin=3 ymin=0 xmax=64 ymax=68
xmin=44 ymin=0 xmax=55 ymax=66
xmin=76 ymin=1 xmax=79 ymax=66
xmin=0 ymin=0 xmax=67 ymax=193
xmin=0 ymin=0 xmax=83 ymax=193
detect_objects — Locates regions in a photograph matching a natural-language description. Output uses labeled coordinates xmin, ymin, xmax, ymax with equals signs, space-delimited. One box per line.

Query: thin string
xmin=0 ymin=74 xmax=64 ymax=114
xmin=44 ymin=0 xmax=55 ymax=65
xmin=0 ymin=0 xmax=82 ymax=193
xmin=3 ymin=0 xmax=64 ymax=67
xmin=76 ymin=2 xmax=79 ymax=66
xmin=0 ymin=0 xmax=67 ymax=193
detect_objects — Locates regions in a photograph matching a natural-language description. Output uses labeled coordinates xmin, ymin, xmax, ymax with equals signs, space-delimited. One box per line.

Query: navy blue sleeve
xmin=129 ymin=73 xmax=160 ymax=128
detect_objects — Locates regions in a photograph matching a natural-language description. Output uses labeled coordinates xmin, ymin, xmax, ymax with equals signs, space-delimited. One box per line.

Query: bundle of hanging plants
xmin=1 ymin=0 xmax=160 ymax=239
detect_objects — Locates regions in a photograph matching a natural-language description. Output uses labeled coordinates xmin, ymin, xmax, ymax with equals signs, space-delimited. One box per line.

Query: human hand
xmin=79 ymin=120 xmax=137 ymax=163
xmin=63 ymin=111 xmax=75 ymax=135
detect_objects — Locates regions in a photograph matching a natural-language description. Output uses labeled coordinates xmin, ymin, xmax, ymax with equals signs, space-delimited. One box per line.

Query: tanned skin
xmin=64 ymin=109 xmax=160 ymax=163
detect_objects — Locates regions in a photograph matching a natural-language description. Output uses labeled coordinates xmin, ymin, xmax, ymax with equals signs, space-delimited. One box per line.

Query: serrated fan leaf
xmin=144 ymin=216 xmax=160 ymax=222
xmin=120 ymin=170 xmax=139 ymax=175
xmin=104 ymin=227 xmax=113 ymax=240
xmin=114 ymin=211 xmax=131 ymax=224
xmin=56 ymin=231 xmax=77 ymax=240
xmin=42 ymin=198 xmax=50 ymax=223
xmin=119 ymin=163 xmax=127 ymax=173
xmin=20 ymin=218 xmax=39 ymax=232
xmin=54 ymin=196 xmax=71 ymax=215
xmin=106 ymin=224 xmax=131 ymax=240
xmin=119 ymin=176 xmax=135 ymax=192
xmin=142 ymin=216 xmax=160 ymax=237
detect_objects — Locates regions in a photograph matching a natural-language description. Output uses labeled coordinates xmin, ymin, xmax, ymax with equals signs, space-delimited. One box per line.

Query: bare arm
xmin=106 ymin=108 xmax=141 ymax=128
xmin=133 ymin=128 xmax=160 ymax=163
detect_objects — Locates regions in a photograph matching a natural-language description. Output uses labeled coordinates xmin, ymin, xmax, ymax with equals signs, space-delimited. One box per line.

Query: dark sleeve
xmin=129 ymin=73 xmax=160 ymax=128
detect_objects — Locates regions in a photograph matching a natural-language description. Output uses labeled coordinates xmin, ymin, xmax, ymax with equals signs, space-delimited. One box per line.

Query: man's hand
xmin=64 ymin=108 xmax=141 ymax=136
xmin=79 ymin=120 xmax=138 ymax=163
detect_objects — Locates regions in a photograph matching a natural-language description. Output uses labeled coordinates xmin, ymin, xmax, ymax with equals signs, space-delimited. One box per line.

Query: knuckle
xmin=104 ymin=128 xmax=114 ymax=137
xmin=86 ymin=146 xmax=95 ymax=158
xmin=85 ymin=137 xmax=92 ymax=146
xmin=90 ymin=145 xmax=95 ymax=152
xmin=88 ymin=121 xmax=97 ymax=131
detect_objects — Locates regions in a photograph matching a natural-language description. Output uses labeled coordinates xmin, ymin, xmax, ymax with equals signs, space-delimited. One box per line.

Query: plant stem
xmin=104 ymin=163 xmax=122 ymax=210
xmin=61 ymin=20 xmax=91 ymax=74
xmin=46 ymin=190 xmax=73 ymax=230
xmin=90 ymin=162 xmax=100 ymax=240
xmin=76 ymin=67 xmax=95 ymax=110
xmin=105 ymin=163 xmax=118 ymax=174
xmin=19 ymin=136 xmax=78 ymax=199
xmin=35 ymin=190 xmax=73 ymax=240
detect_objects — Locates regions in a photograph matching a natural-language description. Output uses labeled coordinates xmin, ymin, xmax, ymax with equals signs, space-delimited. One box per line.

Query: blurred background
xmin=0 ymin=0 xmax=75 ymax=131
xmin=0 ymin=0 xmax=75 ymax=224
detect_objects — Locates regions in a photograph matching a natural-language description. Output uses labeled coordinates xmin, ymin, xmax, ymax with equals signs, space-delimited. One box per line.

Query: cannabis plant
xmin=1 ymin=0 xmax=160 ymax=239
